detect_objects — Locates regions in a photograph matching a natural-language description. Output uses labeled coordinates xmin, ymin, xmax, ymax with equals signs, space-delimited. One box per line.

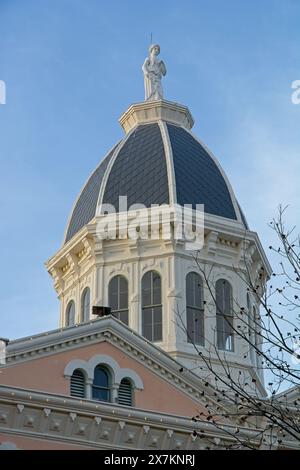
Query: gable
xmin=1 ymin=340 xmax=205 ymax=417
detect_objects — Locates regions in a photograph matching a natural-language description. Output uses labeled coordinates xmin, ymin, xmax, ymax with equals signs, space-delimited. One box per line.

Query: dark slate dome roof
xmin=65 ymin=121 xmax=247 ymax=244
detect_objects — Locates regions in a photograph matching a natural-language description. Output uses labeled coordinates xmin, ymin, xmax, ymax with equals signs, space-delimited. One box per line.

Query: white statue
xmin=142 ymin=44 xmax=166 ymax=101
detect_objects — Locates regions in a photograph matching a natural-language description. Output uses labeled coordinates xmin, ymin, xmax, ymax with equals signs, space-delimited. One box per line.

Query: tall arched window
xmin=81 ymin=287 xmax=90 ymax=322
xmin=118 ymin=378 xmax=133 ymax=406
xmin=108 ymin=276 xmax=128 ymax=325
xmin=66 ymin=301 xmax=75 ymax=327
xmin=253 ymin=306 xmax=262 ymax=374
xmin=142 ymin=271 xmax=162 ymax=342
xmin=216 ymin=279 xmax=234 ymax=351
xmin=186 ymin=272 xmax=204 ymax=345
xmin=92 ymin=366 xmax=111 ymax=402
xmin=247 ymin=294 xmax=256 ymax=363
xmin=70 ymin=369 xmax=85 ymax=398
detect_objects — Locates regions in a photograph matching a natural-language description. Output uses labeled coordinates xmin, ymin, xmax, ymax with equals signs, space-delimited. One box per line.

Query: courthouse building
xmin=0 ymin=46 xmax=296 ymax=450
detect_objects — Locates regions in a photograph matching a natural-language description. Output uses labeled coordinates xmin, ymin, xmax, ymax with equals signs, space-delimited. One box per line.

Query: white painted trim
xmin=0 ymin=384 xmax=275 ymax=450
xmin=5 ymin=316 xmax=248 ymax=407
xmin=108 ymin=272 xmax=129 ymax=284
xmin=64 ymin=354 xmax=144 ymax=390
xmin=88 ymin=354 xmax=119 ymax=383
xmin=119 ymin=100 xmax=194 ymax=133
xmin=64 ymin=359 xmax=89 ymax=378
xmin=65 ymin=299 xmax=76 ymax=327
xmin=158 ymin=121 xmax=177 ymax=206
xmin=118 ymin=369 xmax=144 ymax=390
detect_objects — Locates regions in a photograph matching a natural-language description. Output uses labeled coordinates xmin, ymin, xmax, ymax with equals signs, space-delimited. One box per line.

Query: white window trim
xmin=64 ymin=354 xmax=144 ymax=403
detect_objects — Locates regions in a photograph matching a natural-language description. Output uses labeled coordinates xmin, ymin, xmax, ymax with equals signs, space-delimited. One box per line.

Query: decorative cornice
xmin=4 ymin=317 xmax=227 ymax=414
xmin=0 ymin=385 xmax=266 ymax=450
xmin=119 ymin=100 xmax=194 ymax=134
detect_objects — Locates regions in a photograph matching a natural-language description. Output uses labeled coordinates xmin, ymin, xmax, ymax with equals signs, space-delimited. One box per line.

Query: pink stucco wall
xmin=0 ymin=341 xmax=204 ymax=417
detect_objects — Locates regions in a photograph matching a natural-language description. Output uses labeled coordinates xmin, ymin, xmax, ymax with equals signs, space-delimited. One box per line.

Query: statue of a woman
xmin=142 ymin=44 xmax=166 ymax=101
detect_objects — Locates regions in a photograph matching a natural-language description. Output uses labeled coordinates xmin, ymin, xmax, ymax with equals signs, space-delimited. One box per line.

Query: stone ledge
xmin=119 ymin=100 xmax=194 ymax=133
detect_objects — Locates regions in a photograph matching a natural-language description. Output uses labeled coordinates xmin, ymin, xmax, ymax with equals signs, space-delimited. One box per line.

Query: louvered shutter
xmin=118 ymin=379 xmax=133 ymax=406
xmin=70 ymin=369 xmax=85 ymax=398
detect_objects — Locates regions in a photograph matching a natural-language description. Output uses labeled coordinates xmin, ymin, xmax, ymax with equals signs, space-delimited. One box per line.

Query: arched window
xmin=66 ymin=301 xmax=75 ymax=327
xmin=142 ymin=271 xmax=162 ymax=342
xmin=216 ymin=279 xmax=234 ymax=351
xmin=108 ymin=276 xmax=128 ymax=325
xmin=186 ymin=272 xmax=204 ymax=345
xmin=70 ymin=369 xmax=85 ymax=398
xmin=92 ymin=366 xmax=110 ymax=402
xmin=253 ymin=306 xmax=262 ymax=373
xmin=81 ymin=287 xmax=90 ymax=322
xmin=247 ymin=294 xmax=256 ymax=363
xmin=118 ymin=378 xmax=133 ymax=406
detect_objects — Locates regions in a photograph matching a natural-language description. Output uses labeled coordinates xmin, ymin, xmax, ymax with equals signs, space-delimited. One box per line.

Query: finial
xmin=142 ymin=44 xmax=167 ymax=101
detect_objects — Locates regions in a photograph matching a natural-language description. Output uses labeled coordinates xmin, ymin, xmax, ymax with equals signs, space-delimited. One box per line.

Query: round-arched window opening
xmin=66 ymin=301 xmax=75 ymax=327
xmin=108 ymin=275 xmax=128 ymax=325
xmin=142 ymin=271 xmax=162 ymax=342
xmin=92 ymin=366 xmax=111 ymax=402
xmin=81 ymin=287 xmax=90 ymax=322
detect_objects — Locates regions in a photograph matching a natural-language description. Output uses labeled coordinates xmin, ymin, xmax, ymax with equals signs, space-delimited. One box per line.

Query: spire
xmin=142 ymin=44 xmax=167 ymax=101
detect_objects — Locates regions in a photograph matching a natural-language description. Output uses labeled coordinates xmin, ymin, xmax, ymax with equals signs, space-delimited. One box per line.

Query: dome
xmin=64 ymin=101 xmax=248 ymax=244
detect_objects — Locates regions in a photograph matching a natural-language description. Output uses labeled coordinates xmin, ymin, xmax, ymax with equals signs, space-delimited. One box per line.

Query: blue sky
xmin=0 ymin=0 xmax=299 ymax=339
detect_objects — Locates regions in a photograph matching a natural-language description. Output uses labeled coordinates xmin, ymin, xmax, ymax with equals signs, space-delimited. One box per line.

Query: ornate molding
xmin=5 ymin=318 xmax=226 ymax=413
xmin=64 ymin=354 xmax=144 ymax=390
xmin=119 ymin=100 xmax=194 ymax=134
xmin=0 ymin=385 xmax=268 ymax=450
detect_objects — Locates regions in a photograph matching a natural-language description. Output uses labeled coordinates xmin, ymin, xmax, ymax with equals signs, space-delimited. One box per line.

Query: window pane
xmin=119 ymin=310 xmax=128 ymax=325
xmin=153 ymin=322 xmax=162 ymax=342
xmin=142 ymin=272 xmax=152 ymax=307
xmin=92 ymin=387 xmax=109 ymax=401
xmin=153 ymin=306 xmax=162 ymax=322
xmin=247 ymin=293 xmax=250 ymax=311
xmin=152 ymin=272 xmax=161 ymax=305
xmin=109 ymin=277 xmax=119 ymax=310
xmin=82 ymin=288 xmax=90 ymax=321
xmin=216 ymin=280 xmax=223 ymax=314
xmin=142 ymin=272 xmax=162 ymax=342
xmin=217 ymin=315 xmax=226 ymax=349
xmin=224 ymin=282 xmax=232 ymax=314
xmin=109 ymin=276 xmax=128 ymax=315
xmin=216 ymin=279 xmax=234 ymax=351
xmin=187 ymin=307 xmax=204 ymax=345
xmin=216 ymin=279 xmax=232 ymax=316
xmin=109 ymin=276 xmax=118 ymax=295
xmin=93 ymin=367 xmax=109 ymax=387
xmin=119 ymin=292 xmax=128 ymax=309
xmin=110 ymin=291 xmax=119 ymax=311
xmin=153 ymin=306 xmax=162 ymax=341
xmin=187 ymin=307 xmax=194 ymax=343
xmin=67 ymin=302 xmax=75 ymax=326
xmin=217 ymin=315 xmax=234 ymax=351
xmin=186 ymin=274 xmax=194 ymax=306
xmin=194 ymin=276 xmax=202 ymax=307
xmin=119 ymin=276 xmax=128 ymax=307
xmin=186 ymin=273 xmax=202 ymax=308
xmin=142 ymin=307 xmax=153 ymax=340
xmin=195 ymin=310 xmax=204 ymax=345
